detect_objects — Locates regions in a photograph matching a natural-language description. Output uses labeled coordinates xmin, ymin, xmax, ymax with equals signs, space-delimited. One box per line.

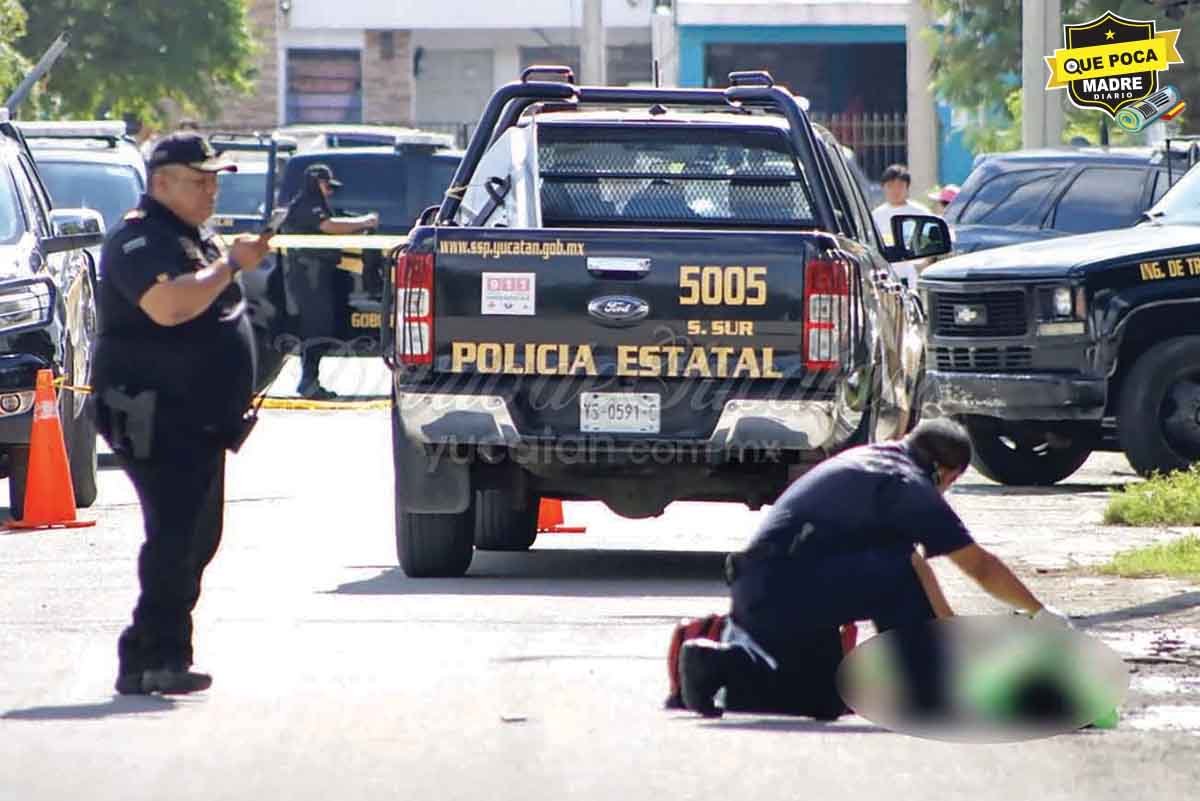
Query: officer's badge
xmin=121 ymin=236 xmax=147 ymax=254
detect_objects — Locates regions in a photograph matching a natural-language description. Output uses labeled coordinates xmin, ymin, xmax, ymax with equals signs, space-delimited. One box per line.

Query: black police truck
xmin=0 ymin=110 xmax=104 ymax=517
xmin=921 ymin=160 xmax=1200 ymax=484
xmin=382 ymin=68 xmax=952 ymax=577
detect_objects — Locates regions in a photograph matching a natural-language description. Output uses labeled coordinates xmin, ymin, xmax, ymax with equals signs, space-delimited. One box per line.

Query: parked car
xmin=0 ymin=111 xmax=105 ymax=516
xmin=18 ymin=120 xmax=145 ymax=256
xmin=920 ymin=158 xmax=1200 ymax=484
xmin=274 ymin=124 xmax=455 ymax=152
xmin=944 ymin=146 xmax=1194 ymax=254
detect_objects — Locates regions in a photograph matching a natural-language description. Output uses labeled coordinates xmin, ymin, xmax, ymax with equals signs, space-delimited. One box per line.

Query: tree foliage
xmin=15 ymin=0 xmax=257 ymax=123
xmin=0 ymin=0 xmax=32 ymax=102
xmin=923 ymin=0 xmax=1200 ymax=153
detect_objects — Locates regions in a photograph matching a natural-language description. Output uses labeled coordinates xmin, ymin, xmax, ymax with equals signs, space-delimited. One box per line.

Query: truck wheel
xmin=1118 ymin=336 xmax=1200 ymax=477
xmin=963 ymin=417 xmax=1092 ymax=486
xmin=7 ymin=445 xmax=28 ymax=521
xmin=62 ymin=387 xmax=98 ymax=509
xmin=474 ymin=489 xmax=538 ymax=551
xmin=61 ymin=337 xmax=98 ymax=509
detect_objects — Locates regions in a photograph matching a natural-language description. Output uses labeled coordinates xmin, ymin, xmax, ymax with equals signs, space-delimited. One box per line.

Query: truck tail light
xmin=396 ymin=252 xmax=434 ymax=365
xmin=803 ymin=255 xmax=850 ymax=371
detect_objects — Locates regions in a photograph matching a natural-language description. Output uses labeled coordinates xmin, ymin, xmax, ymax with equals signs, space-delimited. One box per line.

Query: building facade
xmin=214 ymin=0 xmax=971 ymax=188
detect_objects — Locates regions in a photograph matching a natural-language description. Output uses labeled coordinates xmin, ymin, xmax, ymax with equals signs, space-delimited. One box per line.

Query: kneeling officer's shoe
xmin=679 ymin=639 xmax=751 ymax=718
xmin=140 ymin=665 xmax=213 ymax=695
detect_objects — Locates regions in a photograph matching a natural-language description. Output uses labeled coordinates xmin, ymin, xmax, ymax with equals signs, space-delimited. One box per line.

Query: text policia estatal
xmin=450 ymin=342 xmax=784 ymax=379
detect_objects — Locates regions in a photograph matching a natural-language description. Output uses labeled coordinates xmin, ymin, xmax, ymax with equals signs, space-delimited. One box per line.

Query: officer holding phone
xmin=93 ymin=132 xmax=273 ymax=695
xmin=280 ymin=164 xmax=379 ymax=400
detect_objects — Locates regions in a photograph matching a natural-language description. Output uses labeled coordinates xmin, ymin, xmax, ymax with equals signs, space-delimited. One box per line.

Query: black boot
xmin=140 ymin=664 xmax=213 ymax=695
xmin=679 ymin=639 xmax=752 ymax=718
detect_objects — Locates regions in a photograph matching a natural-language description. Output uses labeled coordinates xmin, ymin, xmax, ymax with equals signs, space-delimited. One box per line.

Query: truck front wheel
xmin=1118 ymin=336 xmax=1200 ymax=477
xmin=474 ymin=489 xmax=538 ymax=551
xmin=963 ymin=417 xmax=1092 ymax=486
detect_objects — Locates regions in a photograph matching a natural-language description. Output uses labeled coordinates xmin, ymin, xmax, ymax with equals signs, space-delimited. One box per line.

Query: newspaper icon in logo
xmin=1045 ymin=11 xmax=1183 ymax=119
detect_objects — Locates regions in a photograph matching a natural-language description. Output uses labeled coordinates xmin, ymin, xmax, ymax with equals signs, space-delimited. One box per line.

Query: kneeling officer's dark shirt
xmin=92 ymin=195 xmax=255 ymax=452
xmin=747 ymin=441 xmax=975 ymax=561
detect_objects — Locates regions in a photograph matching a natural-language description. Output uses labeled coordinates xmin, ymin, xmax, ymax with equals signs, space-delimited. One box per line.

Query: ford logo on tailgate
xmin=588 ymin=295 xmax=650 ymax=326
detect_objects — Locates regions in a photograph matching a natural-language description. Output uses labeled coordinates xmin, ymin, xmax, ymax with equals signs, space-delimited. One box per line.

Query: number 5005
xmin=679 ymin=265 xmax=767 ymax=306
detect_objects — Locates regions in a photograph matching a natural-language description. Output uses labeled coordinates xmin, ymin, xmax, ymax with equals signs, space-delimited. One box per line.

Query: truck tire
xmin=1118 ymin=336 xmax=1200 ymax=477
xmin=963 ymin=417 xmax=1092 ymax=486
xmin=62 ymin=385 xmax=98 ymax=509
xmin=62 ymin=338 xmax=98 ymax=509
xmin=7 ymin=445 xmax=28 ymax=521
xmin=474 ymin=489 xmax=538 ymax=551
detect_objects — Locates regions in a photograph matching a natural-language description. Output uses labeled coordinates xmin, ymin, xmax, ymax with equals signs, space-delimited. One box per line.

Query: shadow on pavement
xmin=3 ymin=695 xmax=177 ymax=721
xmin=1080 ymin=591 xmax=1200 ymax=626
xmin=330 ymin=548 xmax=729 ymax=598
xmin=951 ymin=481 xmax=1127 ymax=497
xmin=697 ymin=717 xmax=890 ymax=734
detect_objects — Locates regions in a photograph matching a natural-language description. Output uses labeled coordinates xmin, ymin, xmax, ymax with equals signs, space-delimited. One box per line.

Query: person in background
xmin=280 ymin=164 xmax=379 ymax=400
xmin=927 ymin=184 xmax=961 ymax=216
xmin=872 ymin=164 xmax=930 ymax=244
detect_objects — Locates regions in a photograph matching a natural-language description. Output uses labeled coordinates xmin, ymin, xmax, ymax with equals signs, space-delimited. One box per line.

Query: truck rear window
xmin=537 ymin=125 xmax=814 ymax=227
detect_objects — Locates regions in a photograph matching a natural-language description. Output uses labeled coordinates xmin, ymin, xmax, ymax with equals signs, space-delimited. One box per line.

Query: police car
xmin=921 ymin=159 xmax=1200 ymax=484
xmin=383 ymin=67 xmax=951 ymax=577
xmin=0 ymin=111 xmax=105 ymax=517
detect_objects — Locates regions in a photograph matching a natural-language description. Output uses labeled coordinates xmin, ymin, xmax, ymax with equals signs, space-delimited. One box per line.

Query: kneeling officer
xmin=680 ymin=419 xmax=1072 ymax=718
xmin=92 ymin=133 xmax=272 ymax=695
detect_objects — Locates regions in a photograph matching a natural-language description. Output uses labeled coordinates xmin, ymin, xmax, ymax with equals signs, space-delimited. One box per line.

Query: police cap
xmin=305 ymin=164 xmax=343 ymax=188
xmin=147 ymin=132 xmax=238 ymax=173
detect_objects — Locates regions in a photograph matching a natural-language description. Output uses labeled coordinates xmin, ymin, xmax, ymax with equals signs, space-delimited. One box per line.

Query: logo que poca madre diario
xmin=1044 ymin=11 xmax=1185 ymax=132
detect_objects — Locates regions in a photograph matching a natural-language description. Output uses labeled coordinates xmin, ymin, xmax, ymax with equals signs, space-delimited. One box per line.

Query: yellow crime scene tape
xmin=52 ymin=377 xmax=389 ymax=410
xmin=51 ymin=233 xmax=406 ymax=409
xmin=216 ymin=233 xmax=408 ymax=275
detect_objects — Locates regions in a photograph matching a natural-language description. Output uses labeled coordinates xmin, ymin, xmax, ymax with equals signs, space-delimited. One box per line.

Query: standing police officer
xmin=93 ymin=132 xmax=272 ymax=695
xmin=679 ymin=419 xmax=1073 ymax=718
xmin=280 ymin=164 xmax=378 ymax=399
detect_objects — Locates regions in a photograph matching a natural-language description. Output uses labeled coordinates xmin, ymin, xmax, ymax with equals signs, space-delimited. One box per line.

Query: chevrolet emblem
xmin=954 ymin=304 xmax=987 ymax=325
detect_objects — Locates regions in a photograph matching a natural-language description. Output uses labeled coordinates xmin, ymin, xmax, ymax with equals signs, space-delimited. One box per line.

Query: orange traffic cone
xmin=536 ymin=498 xmax=586 ymax=534
xmin=6 ymin=370 xmax=95 ymax=530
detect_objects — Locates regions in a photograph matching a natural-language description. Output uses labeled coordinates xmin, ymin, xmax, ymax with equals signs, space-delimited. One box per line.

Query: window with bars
xmin=537 ymin=124 xmax=815 ymax=227
xmin=286 ymin=49 xmax=363 ymax=124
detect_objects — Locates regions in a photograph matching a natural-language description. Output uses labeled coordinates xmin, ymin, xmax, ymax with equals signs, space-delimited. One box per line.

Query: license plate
xmin=580 ymin=392 xmax=660 ymax=434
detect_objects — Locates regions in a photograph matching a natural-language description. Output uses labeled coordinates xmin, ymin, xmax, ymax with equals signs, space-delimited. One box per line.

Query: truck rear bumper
xmin=394 ymin=391 xmax=842 ymax=454
xmin=924 ymin=370 xmax=1106 ymax=421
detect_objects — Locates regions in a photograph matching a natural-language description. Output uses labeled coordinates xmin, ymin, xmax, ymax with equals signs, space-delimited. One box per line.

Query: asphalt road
xmin=2 ymin=363 xmax=1198 ymax=801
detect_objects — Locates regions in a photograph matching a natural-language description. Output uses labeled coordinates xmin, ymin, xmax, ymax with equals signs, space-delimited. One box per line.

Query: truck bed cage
xmin=437 ymin=75 xmax=837 ymax=231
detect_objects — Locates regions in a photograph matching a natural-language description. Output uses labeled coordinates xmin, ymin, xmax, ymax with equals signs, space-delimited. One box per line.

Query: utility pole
xmin=581 ymin=0 xmax=607 ymax=85
xmin=651 ymin=2 xmax=678 ymax=86
xmin=1023 ymin=0 xmax=1064 ymax=148
xmin=906 ymin=2 xmax=938 ymax=197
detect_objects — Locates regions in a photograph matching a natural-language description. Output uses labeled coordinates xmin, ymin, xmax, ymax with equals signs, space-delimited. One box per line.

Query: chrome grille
xmin=932 ymin=290 xmax=1027 ymax=337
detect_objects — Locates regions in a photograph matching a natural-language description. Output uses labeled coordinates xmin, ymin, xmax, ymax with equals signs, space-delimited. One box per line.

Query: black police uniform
xmin=280 ymin=180 xmax=338 ymax=392
xmin=724 ymin=440 xmax=975 ymax=714
xmin=92 ymin=194 xmax=255 ymax=686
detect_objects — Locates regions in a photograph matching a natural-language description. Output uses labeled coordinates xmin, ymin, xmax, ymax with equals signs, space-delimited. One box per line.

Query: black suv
xmin=945 ymin=147 xmax=1192 ymax=254
xmin=0 ymin=111 xmax=104 ymax=517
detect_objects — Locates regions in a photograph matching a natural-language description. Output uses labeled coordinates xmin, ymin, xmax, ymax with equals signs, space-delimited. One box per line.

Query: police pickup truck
xmin=921 ymin=159 xmax=1200 ymax=485
xmin=383 ymin=68 xmax=951 ymax=577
